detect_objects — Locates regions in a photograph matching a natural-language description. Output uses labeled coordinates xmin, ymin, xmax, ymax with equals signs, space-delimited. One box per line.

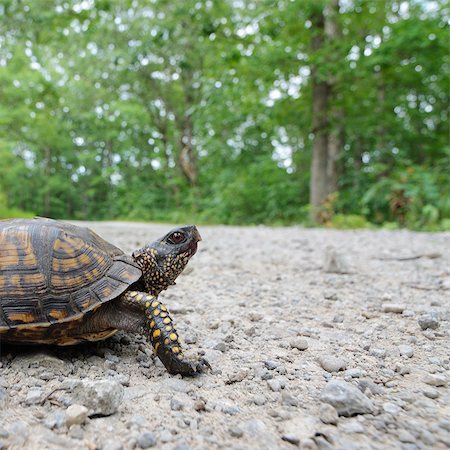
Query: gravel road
xmin=0 ymin=222 xmax=449 ymax=450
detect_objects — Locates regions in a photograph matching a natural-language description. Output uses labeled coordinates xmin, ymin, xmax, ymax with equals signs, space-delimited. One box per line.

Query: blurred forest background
xmin=0 ymin=0 xmax=448 ymax=229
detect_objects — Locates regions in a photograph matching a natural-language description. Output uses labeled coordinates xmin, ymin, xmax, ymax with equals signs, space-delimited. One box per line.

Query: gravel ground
xmin=0 ymin=221 xmax=449 ymax=450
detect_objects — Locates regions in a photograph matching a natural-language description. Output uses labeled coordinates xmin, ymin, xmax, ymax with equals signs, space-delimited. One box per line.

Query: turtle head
xmin=132 ymin=225 xmax=201 ymax=296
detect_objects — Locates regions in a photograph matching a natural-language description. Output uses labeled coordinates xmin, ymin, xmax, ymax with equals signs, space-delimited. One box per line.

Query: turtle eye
xmin=167 ymin=231 xmax=186 ymax=245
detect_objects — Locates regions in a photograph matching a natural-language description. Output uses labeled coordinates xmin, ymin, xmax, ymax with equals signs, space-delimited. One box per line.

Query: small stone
xmin=25 ymin=388 xmax=43 ymax=405
xmin=102 ymin=440 xmax=124 ymax=450
xmin=281 ymin=392 xmax=299 ymax=407
xmin=282 ymin=434 xmax=300 ymax=445
xmin=324 ymin=247 xmax=352 ymax=273
xmin=418 ymin=313 xmax=439 ymax=330
xmin=172 ymin=443 xmax=193 ymax=450
xmin=137 ymin=431 xmax=157 ymax=449
xmin=252 ymin=394 xmax=267 ymax=406
xmin=423 ymin=387 xmax=439 ymax=399
xmin=383 ymin=402 xmax=401 ymax=415
xmin=423 ymin=373 xmax=447 ymax=387
xmin=213 ymin=342 xmax=228 ymax=352
xmin=320 ymin=380 xmax=374 ymax=417
xmin=170 ymin=397 xmax=184 ymax=411
xmin=184 ymin=333 xmax=197 ymax=344
xmin=70 ymin=379 xmax=124 ymax=416
xmin=249 ymin=312 xmax=264 ymax=322
xmin=0 ymin=427 xmax=8 ymax=439
xmin=369 ymin=348 xmax=386 ymax=359
xmin=344 ymin=368 xmax=362 ymax=378
xmin=65 ymin=404 xmax=88 ymax=426
xmin=44 ymin=411 xmax=65 ymax=430
xmin=382 ymin=303 xmax=405 ymax=313
xmin=301 ymin=438 xmax=316 ymax=449
xmin=319 ymin=355 xmax=346 ymax=373
xmin=194 ymin=399 xmax=206 ymax=412
xmin=319 ymin=403 xmax=339 ymax=425
xmin=68 ymin=424 xmax=84 ymax=440
xmin=398 ymin=345 xmax=414 ymax=358
xmin=342 ymin=420 xmax=365 ymax=433
xmin=264 ymin=360 xmax=280 ymax=370
xmin=226 ymin=370 xmax=248 ymax=384
xmin=159 ymin=429 xmax=173 ymax=443
xmin=398 ymin=429 xmax=415 ymax=443
xmin=394 ymin=364 xmax=410 ymax=375
xmin=290 ymin=338 xmax=309 ymax=351
xmin=423 ymin=330 xmax=436 ymax=340
xmin=267 ymin=379 xmax=282 ymax=392
xmin=229 ymin=426 xmax=243 ymax=438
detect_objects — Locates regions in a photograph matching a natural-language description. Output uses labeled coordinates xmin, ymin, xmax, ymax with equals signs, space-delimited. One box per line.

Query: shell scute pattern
xmin=0 ymin=218 xmax=142 ymax=332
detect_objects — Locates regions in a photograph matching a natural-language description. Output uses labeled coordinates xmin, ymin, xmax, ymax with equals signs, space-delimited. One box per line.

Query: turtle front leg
xmin=120 ymin=291 xmax=210 ymax=376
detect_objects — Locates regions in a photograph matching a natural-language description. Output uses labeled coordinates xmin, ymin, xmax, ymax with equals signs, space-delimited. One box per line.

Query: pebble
xmin=318 ymin=355 xmax=346 ymax=373
xmin=342 ymin=420 xmax=365 ymax=433
xmin=25 ymin=388 xmax=43 ymax=405
xmin=264 ymin=360 xmax=280 ymax=370
xmin=320 ymin=380 xmax=374 ymax=416
xmin=69 ymin=379 xmax=124 ymax=416
xmin=102 ymin=440 xmax=124 ymax=450
xmin=65 ymin=404 xmax=88 ymax=426
xmin=68 ymin=425 xmax=84 ymax=440
xmin=252 ymin=394 xmax=267 ymax=406
xmin=319 ymin=403 xmax=339 ymax=425
xmin=398 ymin=429 xmax=415 ymax=443
xmin=422 ymin=387 xmax=439 ymax=399
xmin=281 ymin=392 xmax=298 ymax=407
xmin=137 ymin=431 xmax=157 ymax=448
xmin=282 ymin=434 xmax=300 ymax=445
xmin=0 ymin=427 xmax=8 ymax=439
xmin=213 ymin=342 xmax=228 ymax=352
xmin=170 ymin=397 xmax=184 ymax=411
xmin=324 ymin=247 xmax=352 ymax=273
xmin=194 ymin=399 xmax=206 ymax=412
xmin=290 ymin=338 xmax=309 ymax=351
xmin=369 ymin=348 xmax=386 ymax=359
xmin=229 ymin=426 xmax=243 ymax=438
xmin=44 ymin=411 xmax=65 ymax=430
xmin=344 ymin=368 xmax=362 ymax=378
xmin=418 ymin=313 xmax=440 ymax=330
xmin=226 ymin=369 xmax=249 ymax=384
xmin=423 ymin=373 xmax=447 ymax=387
xmin=184 ymin=333 xmax=197 ymax=344
xmin=382 ymin=303 xmax=405 ymax=313
xmin=383 ymin=402 xmax=401 ymax=415
xmin=159 ymin=429 xmax=173 ymax=443
xmin=398 ymin=344 xmax=414 ymax=358
xmin=267 ymin=379 xmax=283 ymax=392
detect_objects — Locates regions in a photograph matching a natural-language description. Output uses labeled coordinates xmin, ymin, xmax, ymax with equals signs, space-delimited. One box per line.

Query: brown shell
xmin=0 ymin=218 xmax=142 ymax=332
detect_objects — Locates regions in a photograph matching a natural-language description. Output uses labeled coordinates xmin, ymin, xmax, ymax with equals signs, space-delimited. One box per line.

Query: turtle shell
xmin=0 ymin=218 xmax=142 ymax=332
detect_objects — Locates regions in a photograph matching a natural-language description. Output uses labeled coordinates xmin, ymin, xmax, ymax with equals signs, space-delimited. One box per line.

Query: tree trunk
xmin=309 ymin=1 xmax=343 ymax=222
xmin=309 ymin=9 xmax=329 ymax=221
xmin=325 ymin=0 xmax=344 ymax=195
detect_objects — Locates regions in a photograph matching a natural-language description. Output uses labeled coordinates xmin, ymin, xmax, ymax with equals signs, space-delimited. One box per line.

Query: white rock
xmin=65 ymin=404 xmax=88 ymax=427
xmin=320 ymin=380 xmax=374 ymax=417
xmin=382 ymin=303 xmax=405 ymax=314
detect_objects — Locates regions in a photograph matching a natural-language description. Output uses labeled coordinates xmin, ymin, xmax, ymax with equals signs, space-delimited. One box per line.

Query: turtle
xmin=0 ymin=217 xmax=210 ymax=376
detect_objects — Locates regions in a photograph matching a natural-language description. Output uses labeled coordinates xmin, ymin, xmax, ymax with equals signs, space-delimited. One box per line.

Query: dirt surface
xmin=0 ymin=222 xmax=449 ymax=450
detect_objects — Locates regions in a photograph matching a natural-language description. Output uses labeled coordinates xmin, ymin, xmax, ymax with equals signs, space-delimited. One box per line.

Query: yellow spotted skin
xmin=123 ymin=290 xmax=209 ymax=375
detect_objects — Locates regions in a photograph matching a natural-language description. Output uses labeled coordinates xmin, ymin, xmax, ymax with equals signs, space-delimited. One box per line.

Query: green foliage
xmin=331 ymin=214 xmax=372 ymax=230
xmin=0 ymin=0 xmax=448 ymax=229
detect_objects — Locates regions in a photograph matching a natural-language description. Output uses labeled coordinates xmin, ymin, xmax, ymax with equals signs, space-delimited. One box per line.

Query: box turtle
xmin=0 ymin=218 xmax=209 ymax=376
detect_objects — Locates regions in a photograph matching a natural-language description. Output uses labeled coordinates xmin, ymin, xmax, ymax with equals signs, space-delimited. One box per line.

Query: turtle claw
xmin=164 ymin=354 xmax=211 ymax=376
